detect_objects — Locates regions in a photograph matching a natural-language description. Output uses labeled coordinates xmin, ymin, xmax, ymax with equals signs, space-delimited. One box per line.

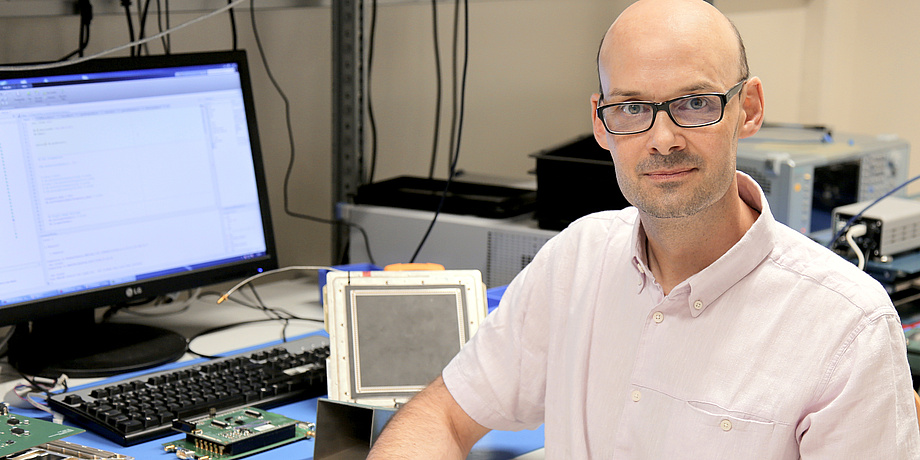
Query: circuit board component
xmin=163 ymin=407 xmax=314 ymax=459
xmin=0 ymin=403 xmax=85 ymax=458
xmin=4 ymin=439 xmax=133 ymax=460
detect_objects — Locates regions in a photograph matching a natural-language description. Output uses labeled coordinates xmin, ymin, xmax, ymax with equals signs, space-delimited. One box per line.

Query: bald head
xmin=597 ymin=0 xmax=749 ymax=96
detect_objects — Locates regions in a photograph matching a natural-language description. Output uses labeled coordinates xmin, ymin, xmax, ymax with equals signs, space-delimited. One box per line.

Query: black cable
xmin=247 ymin=283 xmax=275 ymax=318
xmin=366 ymin=0 xmax=379 ymax=183
xmin=248 ymin=0 xmax=376 ymax=266
xmin=410 ymin=0 xmax=469 ymax=263
xmin=201 ymin=290 xmax=322 ymax=323
xmin=17 ymin=373 xmax=65 ymax=398
xmin=453 ymin=0 xmax=469 ymax=171
xmin=182 ymin=284 xmax=326 ymax=359
xmin=79 ymin=18 xmax=91 ymax=58
xmin=446 ymin=0 xmax=461 ymax=174
xmin=340 ymin=222 xmax=376 ymax=266
xmin=59 ymin=0 xmax=93 ymax=61
xmin=121 ymin=0 xmax=136 ymax=56
xmin=186 ymin=318 xmax=278 ymax=359
xmin=186 ymin=317 xmax=322 ymax=359
xmin=228 ymin=0 xmax=238 ymax=51
xmin=137 ymin=0 xmax=154 ymax=56
xmin=426 ymin=0 xmax=443 ymax=179
xmin=247 ymin=284 xmax=267 ymax=308
xmin=157 ymin=0 xmax=171 ymax=53
xmin=250 ymin=0 xmax=309 ymax=221
xmin=231 ymin=287 xmax=278 ymax=320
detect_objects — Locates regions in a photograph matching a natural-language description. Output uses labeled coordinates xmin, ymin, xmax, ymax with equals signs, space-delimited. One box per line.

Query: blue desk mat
xmin=22 ymin=332 xmax=544 ymax=459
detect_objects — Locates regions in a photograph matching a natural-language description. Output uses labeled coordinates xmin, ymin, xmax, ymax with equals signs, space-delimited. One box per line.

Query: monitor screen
xmin=0 ymin=50 xmax=278 ymax=377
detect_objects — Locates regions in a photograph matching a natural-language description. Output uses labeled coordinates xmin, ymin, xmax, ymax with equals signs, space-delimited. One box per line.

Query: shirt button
xmin=720 ymin=419 xmax=732 ymax=431
xmin=631 ymin=390 xmax=641 ymax=402
xmin=693 ymin=300 xmax=703 ymax=310
xmin=637 ymin=264 xmax=645 ymax=274
xmin=653 ymin=311 xmax=664 ymax=323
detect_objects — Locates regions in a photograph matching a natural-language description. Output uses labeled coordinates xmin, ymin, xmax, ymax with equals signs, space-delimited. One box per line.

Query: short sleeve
xmin=441 ymin=235 xmax=560 ymax=431
xmin=797 ymin=311 xmax=920 ymax=458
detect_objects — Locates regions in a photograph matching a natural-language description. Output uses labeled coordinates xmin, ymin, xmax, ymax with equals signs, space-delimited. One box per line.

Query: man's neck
xmin=642 ymin=184 xmax=760 ymax=295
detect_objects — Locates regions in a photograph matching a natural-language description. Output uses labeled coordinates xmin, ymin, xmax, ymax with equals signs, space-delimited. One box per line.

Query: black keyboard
xmin=47 ymin=334 xmax=329 ymax=446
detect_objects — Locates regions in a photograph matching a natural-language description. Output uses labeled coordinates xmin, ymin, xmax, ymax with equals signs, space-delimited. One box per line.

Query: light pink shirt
xmin=443 ymin=173 xmax=920 ymax=459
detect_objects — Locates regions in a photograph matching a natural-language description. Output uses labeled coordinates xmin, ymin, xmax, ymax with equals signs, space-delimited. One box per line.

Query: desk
xmin=0 ymin=276 xmax=545 ymax=459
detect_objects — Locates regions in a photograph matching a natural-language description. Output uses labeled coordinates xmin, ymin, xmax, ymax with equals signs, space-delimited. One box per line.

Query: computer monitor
xmin=0 ymin=50 xmax=278 ymax=377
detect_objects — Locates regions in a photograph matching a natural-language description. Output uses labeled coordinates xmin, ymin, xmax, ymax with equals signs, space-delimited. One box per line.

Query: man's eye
xmin=621 ymin=104 xmax=646 ymax=115
xmin=686 ymin=97 xmax=707 ymax=110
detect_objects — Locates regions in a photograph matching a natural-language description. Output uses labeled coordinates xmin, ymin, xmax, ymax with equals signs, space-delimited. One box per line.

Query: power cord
xmin=13 ymin=374 xmax=68 ymax=413
xmin=409 ymin=0 xmax=469 ymax=263
xmin=121 ymin=0 xmax=136 ymax=56
xmin=426 ymin=0 xmax=444 ymax=179
xmin=845 ymin=223 xmax=868 ymax=270
xmin=185 ymin=318 xmax=300 ymax=359
xmin=248 ymin=0 xmax=376 ymax=265
xmin=157 ymin=0 xmax=171 ymax=53
xmin=136 ymin=0 xmax=158 ymax=56
xmin=59 ymin=0 xmax=93 ymax=61
xmin=445 ymin=0 xmax=463 ymax=174
xmin=366 ymin=0 xmax=379 ymax=183
xmin=190 ymin=277 xmax=328 ymax=359
xmin=228 ymin=0 xmax=238 ymax=51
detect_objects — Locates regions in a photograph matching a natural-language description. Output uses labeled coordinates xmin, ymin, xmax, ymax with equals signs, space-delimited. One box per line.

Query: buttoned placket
xmin=627 ymin=279 xmax=681 ymax=408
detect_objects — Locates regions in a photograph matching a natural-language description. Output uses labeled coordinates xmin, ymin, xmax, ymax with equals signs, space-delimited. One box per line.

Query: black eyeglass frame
xmin=596 ymin=79 xmax=748 ymax=135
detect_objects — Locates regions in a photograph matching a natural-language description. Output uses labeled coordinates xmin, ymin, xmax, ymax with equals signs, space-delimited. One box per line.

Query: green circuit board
xmin=0 ymin=405 xmax=84 ymax=457
xmin=163 ymin=407 xmax=314 ymax=459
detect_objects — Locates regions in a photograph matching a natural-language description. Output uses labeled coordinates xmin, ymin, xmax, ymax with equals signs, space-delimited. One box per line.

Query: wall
xmin=0 ymin=1 xmax=624 ymax=267
xmin=367 ymin=1 xmax=623 ymax=184
xmin=727 ymin=4 xmax=808 ymax=123
xmin=804 ymin=0 xmax=920 ymax=188
xmin=2 ymin=0 xmax=917 ymax=267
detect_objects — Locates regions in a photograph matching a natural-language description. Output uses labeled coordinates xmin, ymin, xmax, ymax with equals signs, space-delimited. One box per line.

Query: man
xmin=368 ymin=0 xmax=920 ymax=457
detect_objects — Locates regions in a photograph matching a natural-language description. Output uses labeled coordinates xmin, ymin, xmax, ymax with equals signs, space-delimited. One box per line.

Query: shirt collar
xmin=630 ymin=212 xmax=652 ymax=295
xmin=629 ymin=172 xmax=777 ymax=315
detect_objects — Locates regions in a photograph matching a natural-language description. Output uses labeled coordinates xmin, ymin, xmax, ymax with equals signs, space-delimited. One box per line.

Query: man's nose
xmin=646 ymin=109 xmax=683 ymax=155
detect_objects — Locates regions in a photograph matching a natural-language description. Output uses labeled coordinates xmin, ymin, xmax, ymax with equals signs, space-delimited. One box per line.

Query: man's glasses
xmin=596 ymin=79 xmax=747 ymax=135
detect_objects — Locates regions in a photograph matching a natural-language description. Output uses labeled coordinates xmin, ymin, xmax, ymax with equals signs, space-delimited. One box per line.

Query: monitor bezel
xmin=0 ymin=50 xmax=279 ymax=327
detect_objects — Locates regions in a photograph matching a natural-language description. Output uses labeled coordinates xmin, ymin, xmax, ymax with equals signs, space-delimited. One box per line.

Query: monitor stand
xmin=6 ymin=309 xmax=188 ymax=378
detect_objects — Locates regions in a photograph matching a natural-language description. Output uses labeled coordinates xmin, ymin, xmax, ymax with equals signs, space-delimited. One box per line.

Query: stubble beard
xmin=617 ymin=150 xmax=734 ymax=219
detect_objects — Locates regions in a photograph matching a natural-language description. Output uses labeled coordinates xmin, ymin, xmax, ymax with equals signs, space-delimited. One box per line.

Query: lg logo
xmin=125 ymin=286 xmax=143 ymax=298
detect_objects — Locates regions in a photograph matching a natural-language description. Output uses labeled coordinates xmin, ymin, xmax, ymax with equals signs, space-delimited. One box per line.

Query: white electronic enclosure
xmin=323 ymin=269 xmax=487 ymax=408
xmin=832 ymin=197 xmax=920 ymax=258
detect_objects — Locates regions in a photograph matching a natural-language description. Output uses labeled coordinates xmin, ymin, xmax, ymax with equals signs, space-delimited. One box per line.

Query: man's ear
xmin=591 ymin=93 xmax=610 ymax=150
xmin=738 ymin=77 xmax=765 ymax=139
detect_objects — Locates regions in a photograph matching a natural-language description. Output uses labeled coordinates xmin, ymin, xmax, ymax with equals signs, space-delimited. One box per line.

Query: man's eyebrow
xmin=604 ymin=88 xmax=643 ymax=99
xmin=604 ymin=82 xmax=720 ymax=101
